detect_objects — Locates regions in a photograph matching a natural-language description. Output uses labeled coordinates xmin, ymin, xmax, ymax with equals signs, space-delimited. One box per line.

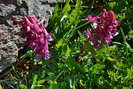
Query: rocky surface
xmin=0 ymin=0 xmax=57 ymax=72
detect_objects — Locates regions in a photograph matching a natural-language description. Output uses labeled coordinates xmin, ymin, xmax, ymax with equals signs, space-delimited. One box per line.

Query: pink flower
xmin=86 ymin=9 xmax=120 ymax=48
xmin=86 ymin=16 xmax=98 ymax=22
xmin=86 ymin=31 xmax=101 ymax=48
xmin=12 ymin=16 xmax=52 ymax=60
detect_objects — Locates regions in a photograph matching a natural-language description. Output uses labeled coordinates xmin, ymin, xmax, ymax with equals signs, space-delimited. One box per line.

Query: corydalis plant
xmin=12 ymin=16 xmax=52 ymax=60
xmin=86 ymin=9 xmax=120 ymax=48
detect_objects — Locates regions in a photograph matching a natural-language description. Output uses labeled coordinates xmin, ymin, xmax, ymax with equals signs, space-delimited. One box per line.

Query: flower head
xmin=86 ymin=9 xmax=120 ymax=48
xmin=12 ymin=16 xmax=52 ymax=59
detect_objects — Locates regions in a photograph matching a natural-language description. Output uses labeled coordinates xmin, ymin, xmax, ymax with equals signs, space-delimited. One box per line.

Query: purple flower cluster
xmin=86 ymin=9 xmax=120 ymax=48
xmin=12 ymin=16 xmax=52 ymax=59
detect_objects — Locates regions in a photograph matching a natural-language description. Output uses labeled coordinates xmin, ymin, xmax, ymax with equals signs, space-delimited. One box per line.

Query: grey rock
xmin=0 ymin=42 xmax=18 ymax=64
xmin=0 ymin=4 xmax=16 ymax=16
xmin=0 ymin=25 xmax=20 ymax=64
xmin=0 ymin=0 xmax=17 ymax=5
xmin=26 ymin=0 xmax=56 ymax=26
xmin=0 ymin=1 xmax=25 ymax=72
xmin=0 ymin=42 xmax=18 ymax=72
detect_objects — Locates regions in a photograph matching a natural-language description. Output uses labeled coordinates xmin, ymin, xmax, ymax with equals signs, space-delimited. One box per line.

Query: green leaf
xmin=49 ymin=81 xmax=59 ymax=89
xmin=33 ymin=75 xmax=38 ymax=84
xmin=37 ymin=80 xmax=45 ymax=85
xmin=107 ymin=57 xmax=116 ymax=62
xmin=90 ymin=64 xmax=105 ymax=74
xmin=108 ymin=2 xmax=116 ymax=9
xmin=56 ymin=39 xmax=64 ymax=48
xmin=65 ymin=45 xmax=71 ymax=56
xmin=62 ymin=0 xmax=71 ymax=15
xmin=85 ymin=41 xmax=95 ymax=55
xmin=20 ymin=50 xmax=34 ymax=59
xmin=0 ymin=84 xmax=3 ymax=89
xmin=19 ymin=84 xmax=28 ymax=89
